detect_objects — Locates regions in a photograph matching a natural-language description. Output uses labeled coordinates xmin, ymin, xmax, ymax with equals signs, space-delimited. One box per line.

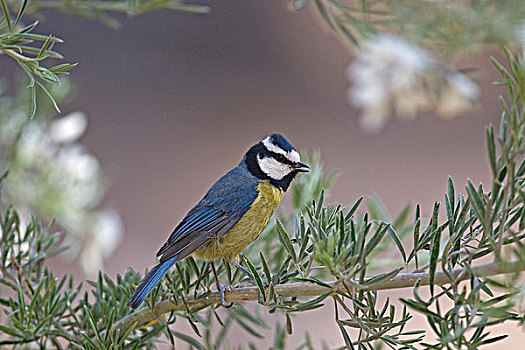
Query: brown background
xmin=3 ymin=1 xmax=523 ymax=348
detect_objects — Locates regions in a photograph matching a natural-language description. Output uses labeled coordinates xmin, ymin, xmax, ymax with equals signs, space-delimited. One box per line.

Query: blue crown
xmin=268 ymin=133 xmax=296 ymax=152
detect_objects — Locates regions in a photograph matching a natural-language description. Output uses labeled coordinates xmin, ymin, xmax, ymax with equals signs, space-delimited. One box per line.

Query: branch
xmin=110 ymin=259 xmax=523 ymax=336
xmin=27 ymin=0 xmax=210 ymax=14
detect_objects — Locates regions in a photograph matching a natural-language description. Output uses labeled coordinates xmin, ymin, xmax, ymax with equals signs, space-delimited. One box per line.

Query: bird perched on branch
xmin=128 ymin=133 xmax=309 ymax=309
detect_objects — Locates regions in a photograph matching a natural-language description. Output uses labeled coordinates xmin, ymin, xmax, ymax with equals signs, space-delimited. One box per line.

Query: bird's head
xmin=244 ymin=133 xmax=310 ymax=191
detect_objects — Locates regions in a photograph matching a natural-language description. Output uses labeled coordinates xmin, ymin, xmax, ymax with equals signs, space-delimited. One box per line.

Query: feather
xmin=129 ymin=165 xmax=259 ymax=308
xmin=156 ymin=166 xmax=259 ymax=261
xmin=127 ymin=255 xmax=178 ymax=309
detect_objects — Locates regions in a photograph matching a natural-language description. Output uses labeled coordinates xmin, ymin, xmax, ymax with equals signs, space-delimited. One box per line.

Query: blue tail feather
xmin=128 ymin=255 xmax=178 ymax=309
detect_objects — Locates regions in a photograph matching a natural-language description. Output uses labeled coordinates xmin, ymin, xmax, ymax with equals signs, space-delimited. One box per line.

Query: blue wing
xmin=128 ymin=165 xmax=258 ymax=309
xmin=156 ymin=165 xmax=259 ymax=262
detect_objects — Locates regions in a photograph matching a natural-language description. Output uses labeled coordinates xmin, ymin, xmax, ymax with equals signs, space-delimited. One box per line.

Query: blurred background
xmin=3 ymin=1 xmax=522 ymax=348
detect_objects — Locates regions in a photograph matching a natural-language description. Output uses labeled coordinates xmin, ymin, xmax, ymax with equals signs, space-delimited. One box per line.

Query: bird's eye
xmin=275 ymin=154 xmax=286 ymax=163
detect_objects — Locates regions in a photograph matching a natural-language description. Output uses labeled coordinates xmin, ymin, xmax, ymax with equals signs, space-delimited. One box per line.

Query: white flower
xmin=4 ymin=109 xmax=123 ymax=275
xmin=18 ymin=123 xmax=54 ymax=162
xmin=346 ymin=63 xmax=388 ymax=108
xmin=446 ymin=72 xmax=480 ymax=100
xmin=347 ymin=34 xmax=480 ymax=131
xmin=435 ymin=72 xmax=480 ymax=119
xmin=359 ymin=103 xmax=390 ymax=133
xmin=347 ymin=34 xmax=431 ymax=132
xmin=49 ymin=112 xmax=87 ymax=144
xmin=360 ymin=34 xmax=430 ymax=70
xmin=436 ymin=87 xmax=473 ymax=119
xmin=1 ymin=110 xmax=27 ymax=144
xmin=395 ymin=89 xmax=431 ymax=120
xmin=92 ymin=209 xmax=124 ymax=258
xmin=58 ymin=144 xmax=100 ymax=182
xmin=80 ymin=209 xmax=124 ymax=276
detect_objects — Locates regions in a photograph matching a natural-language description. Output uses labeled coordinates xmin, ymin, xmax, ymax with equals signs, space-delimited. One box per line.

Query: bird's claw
xmin=211 ymin=261 xmax=233 ymax=308
xmin=217 ymin=282 xmax=233 ymax=308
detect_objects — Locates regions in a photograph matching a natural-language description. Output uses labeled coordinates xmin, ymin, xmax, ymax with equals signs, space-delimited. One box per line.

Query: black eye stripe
xmin=256 ymin=141 xmax=295 ymax=165
xmin=269 ymin=152 xmax=293 ymax=165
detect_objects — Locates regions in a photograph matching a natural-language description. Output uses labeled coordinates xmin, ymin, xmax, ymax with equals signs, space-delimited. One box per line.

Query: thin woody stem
xmin=22 ymin=0 xmax=210 ymax=14
xmin=109 ymin=259 xmax=523 ymax=336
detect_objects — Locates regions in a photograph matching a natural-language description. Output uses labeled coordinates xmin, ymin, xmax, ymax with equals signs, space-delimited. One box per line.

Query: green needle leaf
xmin=285 ymin=312 xmax=293 ymax=334
xmin=260 ymin=252 xmax=272 ymax=283
xmin=243 ymin=256 xmax=266 ymax=304
xmin=466 ymin=179 xmax=485 ymax=221
xmin=276 ymin=219 xmax=296 ymax=263
xmin=345 ymin=196 xmax=363 ymax=221
xmin=429 ymin=226 xmax=442 ymax=297
xmin=1 ymin=0 xmax=12 ymax=33
xmin=486 ymin=125 xmax=497 ymax=176
xmin=172 ymin=331 xmax=206 ymax=350
xmin=387 ymin=227 xmax=407 ymax=263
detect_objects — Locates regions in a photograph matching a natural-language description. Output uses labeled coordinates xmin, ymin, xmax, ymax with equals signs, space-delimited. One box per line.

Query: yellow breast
xmin=194 ymin=180 xmax=283 ymax=263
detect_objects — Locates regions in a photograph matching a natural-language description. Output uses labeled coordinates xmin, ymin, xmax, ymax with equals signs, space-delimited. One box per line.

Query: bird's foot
xmin=210 ymin=261 xmax=233 ymax=308
xmin=216 ymin=282 xmax=233 ymax=308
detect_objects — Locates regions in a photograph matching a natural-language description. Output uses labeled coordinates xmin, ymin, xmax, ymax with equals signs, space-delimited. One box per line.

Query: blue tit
xmin=127 ymin=133 xmax=309 ymax=309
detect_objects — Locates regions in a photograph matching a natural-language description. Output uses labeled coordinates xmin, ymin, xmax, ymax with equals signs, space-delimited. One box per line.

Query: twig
xmin=109 ymin=259 xmax=523 ymax=336
xmin=26 ymin=0 xmax=210 ymax=14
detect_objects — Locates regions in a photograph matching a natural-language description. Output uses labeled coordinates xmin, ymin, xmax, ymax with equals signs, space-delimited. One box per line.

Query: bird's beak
xmin=294 ymin=162 xmax=310 ymax=172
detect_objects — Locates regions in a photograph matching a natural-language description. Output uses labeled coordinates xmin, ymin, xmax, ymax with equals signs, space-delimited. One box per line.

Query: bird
xmin=127 ymin=133 xmax=309 ymax=309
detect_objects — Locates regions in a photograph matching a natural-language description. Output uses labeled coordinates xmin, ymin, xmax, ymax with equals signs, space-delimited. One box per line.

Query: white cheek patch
xmin=257 ymin=155 xmax=293 ymax=180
